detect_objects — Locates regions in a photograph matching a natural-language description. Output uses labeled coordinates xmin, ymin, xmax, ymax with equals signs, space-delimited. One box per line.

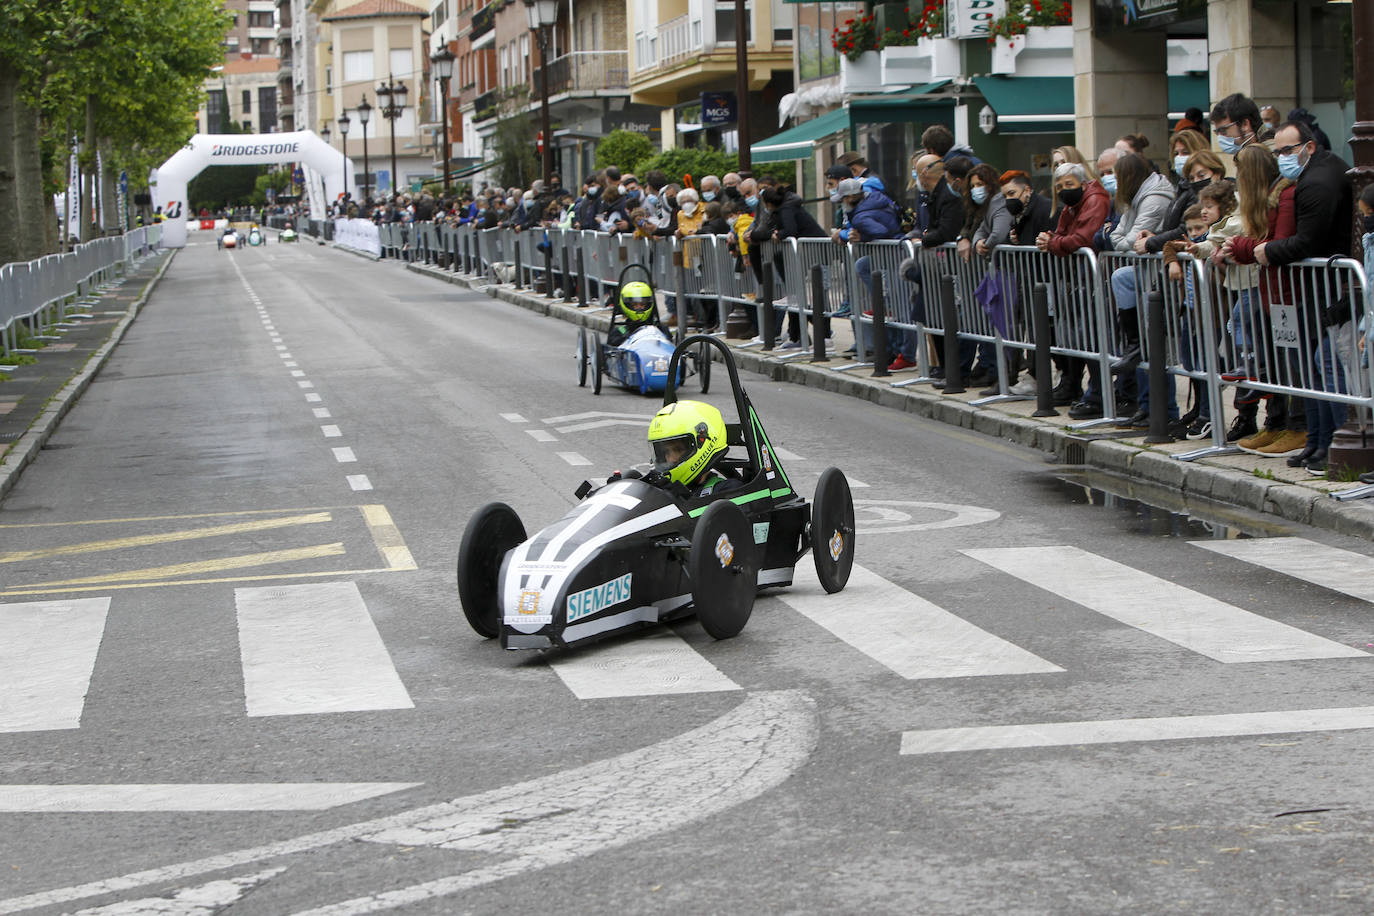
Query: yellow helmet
xmin=618 ymin=281 xmax=656 ymax=324
xmin=647 ymin=400 xmax=726 ymax=486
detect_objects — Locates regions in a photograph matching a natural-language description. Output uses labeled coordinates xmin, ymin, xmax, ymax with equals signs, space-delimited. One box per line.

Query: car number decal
xmin=715 ymin=533 xmax=734 ymax=568
xmin=828 ymin=530 xmax=844 ymax=561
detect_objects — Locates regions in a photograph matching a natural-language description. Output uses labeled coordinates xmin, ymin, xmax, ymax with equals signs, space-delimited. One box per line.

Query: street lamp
xmin=524 ymin=0 xmax=557 ymax=185
xmin=376 ymin=74 xmax=408 ymax=197
xmin=337 ymin=110 xmax=352 ymax=208
xmin=356 ymin=95 xmax=373 ymax=203
xmin=431 ymin=45 xmax=455 ymax=194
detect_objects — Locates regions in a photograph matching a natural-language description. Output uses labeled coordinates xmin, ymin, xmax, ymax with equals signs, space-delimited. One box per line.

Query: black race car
xmin=457 ymin=336 xmax=855 ymax=650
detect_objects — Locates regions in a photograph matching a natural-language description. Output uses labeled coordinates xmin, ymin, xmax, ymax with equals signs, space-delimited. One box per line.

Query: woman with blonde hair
xmin=1169 ymin=129 xmax=1210 ymax=180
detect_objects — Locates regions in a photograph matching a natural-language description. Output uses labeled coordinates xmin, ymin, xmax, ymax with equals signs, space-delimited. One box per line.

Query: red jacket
xmin=1230 ymin=183 xmax=1297 ymax=306
xmin=1047 ymin=180 xmax=1111 ymax=257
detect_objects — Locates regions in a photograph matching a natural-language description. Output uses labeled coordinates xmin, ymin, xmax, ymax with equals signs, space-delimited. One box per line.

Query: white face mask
xmin=681 ymin=202 xmax=697 ymax=215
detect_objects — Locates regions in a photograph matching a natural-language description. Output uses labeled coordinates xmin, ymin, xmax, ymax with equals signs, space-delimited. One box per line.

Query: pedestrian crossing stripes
xmin=962 ymin=545 xmax=1366 ymax=663
xmin=236 ymin=581 xmax=414 ymax=717
xmin=0 ymin=598 xmax=109 ymax=732
xmin=771 ymin=562 xmax=1063 ymax=679
xmin=1193 ymin=536 xmax=1374 ymax=604
xmin=3 ymin=539 xmax=1372 ymax=733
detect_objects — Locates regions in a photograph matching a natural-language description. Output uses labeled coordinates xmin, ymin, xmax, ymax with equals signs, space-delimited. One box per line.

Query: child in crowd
xmin=628 ymin=207 xmax=654 ymax=239
xmin=1162 ymin=204 xmax=1213 ymax=281
xmin=696 ymin=201 xmax=729 ymax=235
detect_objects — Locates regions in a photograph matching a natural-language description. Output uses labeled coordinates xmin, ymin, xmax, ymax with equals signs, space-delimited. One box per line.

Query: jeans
xmin=1306 ymin=328 xmax=1348 ymax=451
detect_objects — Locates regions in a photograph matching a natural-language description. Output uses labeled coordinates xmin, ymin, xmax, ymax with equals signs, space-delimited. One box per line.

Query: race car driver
xmin=606 ymin=280 xmax=662 ymax=347
xmin=644 ymin=400 xmax=742 ymax=498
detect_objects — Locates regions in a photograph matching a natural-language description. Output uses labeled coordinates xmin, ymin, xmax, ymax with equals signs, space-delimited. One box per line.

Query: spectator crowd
xmin=322 ymin=95 xmax=1373 ymax=477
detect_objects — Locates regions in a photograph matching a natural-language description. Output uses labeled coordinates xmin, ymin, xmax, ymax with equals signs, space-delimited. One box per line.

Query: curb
xmin=407 ymin=259 xmax=1374 ymax=539
xmin=0 ymin=250 xmax=177 ymax=503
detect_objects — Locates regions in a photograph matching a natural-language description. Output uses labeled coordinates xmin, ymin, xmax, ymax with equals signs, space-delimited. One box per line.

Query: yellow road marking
xmin=13 ymin=543 xmax=346 ymax=589
xmin=0 ymin=566 xmax=401 ymax=597
xmin=0 ymin=512 xmax=334 ymax=565
xmin=360 ymin=505 xmax=417 ymax=571
xmin=0 ymin=507 xmax=357 ymax=529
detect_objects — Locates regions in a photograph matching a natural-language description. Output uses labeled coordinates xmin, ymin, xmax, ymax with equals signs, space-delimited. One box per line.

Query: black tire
xmin=591 ymin=339 xmax=603 ymax=395
xmin=697 ymin=342 xmax=711 ymax=394
xmin=689 ymin=501 xmax=758 ymax=639
xmin=457 ymin=502 xmax=527 ymax=638
xmin=576 ymin=328 xmax=588 ymax=387
xmin=811 ymin=467 xmax=855 ymax=593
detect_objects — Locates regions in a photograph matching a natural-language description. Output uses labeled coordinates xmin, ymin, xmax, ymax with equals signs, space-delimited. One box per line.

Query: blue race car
xmin=577 ymin=325 xmax=710 ymax=396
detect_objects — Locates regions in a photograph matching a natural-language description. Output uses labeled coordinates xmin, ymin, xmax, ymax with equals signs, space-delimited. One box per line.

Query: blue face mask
xmin=911 ymin=169 xmax=920 ymax=181
xmin=1218 ymin=134 xmax=1240 ymax=155
xmin=1174 ymin=154 xmax=1189 ymax=176
xmin=829 ymin=190 xmax=841 ymax=203
xmin=702 ymin=191 xmax=716 ymax=202
xmin=647 ymin=194 xmax=660 ymax=207
xmin=1101 ymin=173 xmax=1118 ymax=195
xmin=970 ymin=186 xmax=987 ymax=205
xmin=746 ymin=195 xmax=759 ymax=208
xmin=1277 ymin=152 xmax=1306 ymax=180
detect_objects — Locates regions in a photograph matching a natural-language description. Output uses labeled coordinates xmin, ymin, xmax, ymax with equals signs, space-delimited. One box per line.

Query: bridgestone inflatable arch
xmin=153 ymin=131 xmax=356 ymax=248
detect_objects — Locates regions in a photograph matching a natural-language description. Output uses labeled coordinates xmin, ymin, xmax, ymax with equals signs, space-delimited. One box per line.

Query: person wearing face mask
xmin=999 ymin=171 xmax=1053 ymax=245
xmin=1136 ymin=150 xmax=1227 ymax=258
xmin=575 ymin=175 xmax=603 ymax=230
xmin=1169 ymin=129 xmax=1210 ymax=186
xmin=1090 ymin=148 xmax=1124 ymax=251
xmin=1036 ymin=162 xmax=1112 ymax=417
xmin=1209 ymin=93 xmax=1263 ymax=157
xmin=1229 ymin=120 xmax=1353 ymax=471
xmin=698 ymin=175 xmax=721 ymax=204
xmin=761 ymin=184 xmax=828 ymax=349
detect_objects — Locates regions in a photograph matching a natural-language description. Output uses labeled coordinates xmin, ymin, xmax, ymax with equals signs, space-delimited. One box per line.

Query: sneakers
xmin=1220 ymin=366 xmax=1257 ymax=382
xmin=1286 ymin=445 xmax=1318 ymax=468
xmin=1236 ymin=428 xmax=1282 ymax=453
xmin=888 ymin=354 xmax=918 ymax=372
xmin=1184 ymin=418 xmax=1212 ymax=440
xmin=831 ymin=305 xmax=852 ymax=318
xmin=1116 ymin=409 xmax=1150 ymax=430
xmin=777 ymin=339 xmax=802 ymax=351
xmin=1255 ymin=429 xmax=1310 ymax=458
xmin=1009 ymin=378 xmax=1038 ymax=397
xmin=1305 ymin=450 xmax=1329 ymax=476
xmin=1226 ymin=416 xmax=1259 ymax=443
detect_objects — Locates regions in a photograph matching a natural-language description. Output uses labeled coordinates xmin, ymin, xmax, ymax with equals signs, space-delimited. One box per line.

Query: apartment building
xmin=199 ymin=57 xmax=281 ymax=136
xmin=224 ymin=0 xmax=281 ymax=59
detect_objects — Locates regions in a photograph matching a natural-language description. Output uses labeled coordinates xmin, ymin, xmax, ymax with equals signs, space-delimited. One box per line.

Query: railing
xmin=536 ymin=51 xmax=629 ymax=95
xmin=657 ymin=14 xmax=700 ymax=69
xmin=470 ymin=3 xmax=495 ymax=41
xmin=473 ymin=89 xmax=498 ymax=123
xmin=0 ymin=226 xmax=162 ymax=359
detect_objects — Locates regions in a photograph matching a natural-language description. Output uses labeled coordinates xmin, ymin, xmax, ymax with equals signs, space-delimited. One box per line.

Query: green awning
xmin=751 ymin=108 xmax=851 ymax=163
xmin=1168 ymin=75 xmax=1208 ymax=117
xmin=972 ymin=76 xmax=1075 ymax=134
xmin=447 ymin=160 xmax=497 ymax=180
xmin=851 ymin=81 xmax=957 ymax=125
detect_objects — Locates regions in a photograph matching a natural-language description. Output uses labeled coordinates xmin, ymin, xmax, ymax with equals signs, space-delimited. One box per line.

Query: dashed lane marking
xmin=526 ymin=429 xmax=557 ymax=442
xmin=500 ymin=413 xmax=527 ymax=423
xmin=332 ymin=447 xmax=357 ymax=463
xmin=556 ymin=452 xmax=592 ymax=466
xmin=347 ymin=475 xmax=374 ymax=492
xmin=321 ymin=425 xmax=342 ymax=438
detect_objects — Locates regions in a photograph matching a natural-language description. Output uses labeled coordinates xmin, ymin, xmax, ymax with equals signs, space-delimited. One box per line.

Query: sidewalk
xmin=404 ymin=256 xmax=1374 ymax=541
xmin=0 ymin=250 xmax=174 ymax=503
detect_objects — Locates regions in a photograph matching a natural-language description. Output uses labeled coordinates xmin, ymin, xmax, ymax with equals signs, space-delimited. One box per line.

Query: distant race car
xmin=576 ymin=264 xmax=710 ymax=396
xmin=280 ymin=226 xmax=298 ymax=243
xmin=246 ymin=226 xmax=265 ymax=246
xmin=218 ymin=230 xmax=238 ymax=250
xmin=458 ymin=335 xmax=855 ymax=651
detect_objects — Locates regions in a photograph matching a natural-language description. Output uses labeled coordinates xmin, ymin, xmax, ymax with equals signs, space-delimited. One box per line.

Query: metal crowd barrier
xmin=1 ymin=227 xmax=161 ymax=357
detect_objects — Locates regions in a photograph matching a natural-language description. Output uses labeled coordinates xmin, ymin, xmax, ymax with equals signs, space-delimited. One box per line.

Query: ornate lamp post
xmin=337 ymin=110 xmax=352 ymax=208
xmin=523 ymin=0 xmax=557 ymax=185
xmin=355 ymin=95 xmax=373 ymax=203
xmin=376 ymin=74 xmax=408 ymax=196
xmin=431 ymin=46 xmax=455 ymax=194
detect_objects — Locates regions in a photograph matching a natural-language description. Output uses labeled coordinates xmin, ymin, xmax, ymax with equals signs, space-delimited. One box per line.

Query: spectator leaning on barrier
xmin=1169 ymin=129 xmax=1211 ymax=184
xmin=1051 ymin=146 xmax=1097 ymax=217
xmin=837 ymin=151 xmax=887 ymax=195
xmin=763 ymin=184 xmax=828 ymax=349
xmin=1037 ymin=162 xmax=1112 ymax=416
xmin=944 ymin=156 xmax=973 ymax=197
xmin=912 ymin=157 xmax=967 ymax=384
xmin=698 ymin=201 xmax=729 ymax=235
xmin=1091 ymin=148 xmax=1124 ymax=251
xmin=699 ymin=175 xmax=722 ymax=204
xmin=1000 ymin=171 xmax=1053 ymax=245
xmin=1239 ymin=120 xmax=1354 ymax=471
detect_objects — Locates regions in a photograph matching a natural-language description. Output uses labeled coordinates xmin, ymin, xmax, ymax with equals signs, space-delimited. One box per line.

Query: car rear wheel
xmin=457 ymin=502 xmax=527 ymax=638
xmin=576 ymin=328 xmax=588 ymax=387
xmin=591 ymin=338 xmax=603 ymax=395
xmin=811 ymin=467 xmax=854 ymax=593
xmin=690 ymin=501 xmax=758 ymax=639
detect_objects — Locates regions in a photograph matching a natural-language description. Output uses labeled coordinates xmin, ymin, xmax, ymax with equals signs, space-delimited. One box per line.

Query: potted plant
xmin=988 ymin=0 xmax=1073 ymax=75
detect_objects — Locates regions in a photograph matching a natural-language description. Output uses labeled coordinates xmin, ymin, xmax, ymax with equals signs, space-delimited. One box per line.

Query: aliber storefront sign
xmin=944 ymin=0 xmax=1007 ymax=39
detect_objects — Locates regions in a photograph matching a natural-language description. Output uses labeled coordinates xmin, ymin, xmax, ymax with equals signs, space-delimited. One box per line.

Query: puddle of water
xmin=1038 ymin=471 xmax=1291 ymax=540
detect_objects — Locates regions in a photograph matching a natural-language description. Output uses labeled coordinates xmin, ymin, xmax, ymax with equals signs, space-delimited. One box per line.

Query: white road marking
xmin=772 ymin=446 xmax=805 ymax=462
xmin=0 ymin=784 xmax=419 ymax=813
xmin=525 ymin=429 xmax=556 ymax=442
xmin=499 ymin=413 xmax=527 ymax=423
xmin=313 ymin=408 xmax=332 ymax=418
xmin=0 ymin=693 xmax=815 ymax=916
xmin=305 ymin=393 xmax=321 ymax=402
xmin=547 ymin=631 xmax=741 ymax=699
xmin=347 ymin=475 xmax=373 ymax=491
xmin=556 ymin=419 xmax=654 ymax=433
xmin=899 ymin=705 xmax=1374 ymax=755
xmin=280 ymin=352 xmax=293 ymax=359
xmin=291 ymin=370 xmax=305 ymax=377
xmin=236 ymin=581 xmax=414 ymax=717
xmin=298 ymin=381 xmax=314 ymax=389
xmin=1194 ymin=536 xmax=1374 ymax=604
xmin=69 ymin=867 xmax=287 ymax=916
xmin=0 ymin=598 xmax=110 ymax=732
xmin=321 ymin=425 xmax=342 ymax=438
xmin=285 ymin=361 xmax=298 ymax=367
xmin=556 ymin=452 xmax=592 ymax=466
xmin=846 ymin=476 xmax=870 ymax=489
xmin=276 ymin=345 xmax=287 ymax=351
xmin=332 ymin=447 xmax=356 ymax=463
xmin=771 ymin=563 xmax=1061 ymax=679
xmin=540 ymin=411 xmax=654 ymax=425
xmin=963 ymin=546 xmax=1367 ymax=663
xmin=850 ymin=499 xmax=1000 ymax=533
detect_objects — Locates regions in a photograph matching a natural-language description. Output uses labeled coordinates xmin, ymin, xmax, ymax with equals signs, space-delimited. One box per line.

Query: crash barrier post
xmin=576 ymin=246 xmax=588 ymax=307
xmin=674 ymin=238 xmax=687 ymax=345
xmin=939 ymin=273 xmax=963 ymax=394
xmin=870 ymin=269 xmax=890 ymax=378
xmin=1031 ymin=283 xmax=1058 ymax=417
xmin=512 ymin=235 xmax=523 ymax=289
xmin=761 ymin=261 xmax=777 ymax=351
xmin=809 ymin=264 xmax=828 ymax=363
xmin=543 ymin=233 xmax=555 ymax=298
xmin=1144 ymin=289 xmax=1171 ymax=444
